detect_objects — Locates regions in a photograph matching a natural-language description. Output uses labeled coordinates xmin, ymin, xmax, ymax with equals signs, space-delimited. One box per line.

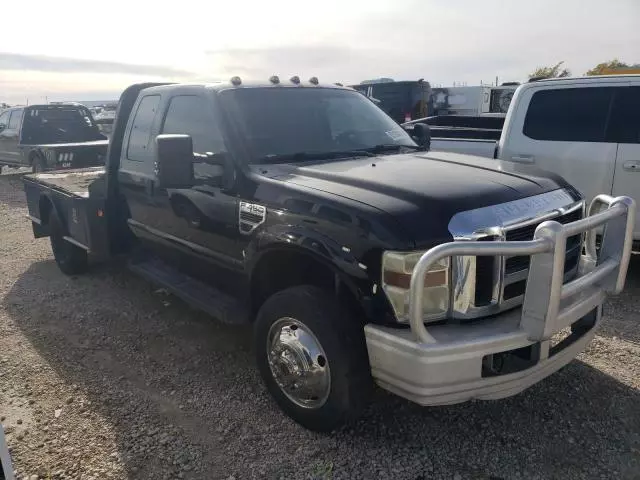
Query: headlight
xmin=381 ymin=251 xmax=450 ymax=324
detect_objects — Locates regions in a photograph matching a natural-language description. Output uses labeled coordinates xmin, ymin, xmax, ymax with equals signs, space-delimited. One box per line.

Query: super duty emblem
xmin=239 ymin=202 xmax=266 ymax=235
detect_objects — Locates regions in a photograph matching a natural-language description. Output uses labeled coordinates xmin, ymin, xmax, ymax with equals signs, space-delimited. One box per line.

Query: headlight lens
xmin=381 ymin=251 xmax=450 ymax=323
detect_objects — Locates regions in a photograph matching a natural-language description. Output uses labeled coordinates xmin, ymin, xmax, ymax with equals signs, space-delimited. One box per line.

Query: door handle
xmin=623 ymin=161 xmax=640 ymax=172
xmin=510 ymin=154 xmax=535 ymax=163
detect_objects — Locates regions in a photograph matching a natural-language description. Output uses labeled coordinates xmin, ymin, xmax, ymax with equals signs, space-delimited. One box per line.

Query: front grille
xmin=474 ymin=255 xmax=495 ymax=306
xmin=502 ymin=208 xmax=582 ymax=299
xmin=505 ymin=208 xmax=582 ymax=275
xmin=474 ymin=207 xmax=583 ymax=304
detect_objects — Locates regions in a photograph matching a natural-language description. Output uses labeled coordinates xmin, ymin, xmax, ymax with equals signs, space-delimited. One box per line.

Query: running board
xmin=129 ymin=256 xmax=250 ymax=325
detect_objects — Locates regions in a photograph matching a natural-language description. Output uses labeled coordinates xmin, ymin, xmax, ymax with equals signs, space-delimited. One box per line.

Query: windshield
xmin=220 ymin=87 xmax=417 ymax=163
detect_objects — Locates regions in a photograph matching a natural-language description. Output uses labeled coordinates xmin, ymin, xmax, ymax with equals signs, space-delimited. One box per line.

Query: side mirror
xmin=155 ymin=134 xmax=195 ymax=189
xmin=0 ymin=123 xmax=6 ymax=132
xmin=412 ymin=123 xmax=431 ymax=151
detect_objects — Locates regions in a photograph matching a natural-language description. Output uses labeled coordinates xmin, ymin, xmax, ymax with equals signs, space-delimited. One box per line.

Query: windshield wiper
xmin=360 ymin=144 xmax=424 ymax=154
xmin=258 ymin=150 xmax=375 ymax=164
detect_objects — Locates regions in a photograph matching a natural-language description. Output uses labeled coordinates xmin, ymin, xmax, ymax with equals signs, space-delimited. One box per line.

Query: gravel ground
xmin=1 ymin=171 xmax=639 ymax=480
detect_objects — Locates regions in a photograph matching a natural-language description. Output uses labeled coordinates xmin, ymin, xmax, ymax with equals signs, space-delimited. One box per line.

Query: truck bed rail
xmin=409 ymin=195 xmax=636 ymax=344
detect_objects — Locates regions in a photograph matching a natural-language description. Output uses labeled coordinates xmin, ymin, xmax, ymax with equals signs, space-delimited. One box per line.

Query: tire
xmin=32 ymin=155 xmax=47 ymax=173
xmin=254 ymin=285 xmax=372 ymax=432
xmin=49 ymin=210 xmax=89 ymax=275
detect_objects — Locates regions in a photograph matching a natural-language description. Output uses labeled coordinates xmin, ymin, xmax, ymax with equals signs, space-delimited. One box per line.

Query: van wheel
xmin=254 ymin=285 xmax=372 ymax=432
xmin=49 ymin=210 xmax=88 ymax=275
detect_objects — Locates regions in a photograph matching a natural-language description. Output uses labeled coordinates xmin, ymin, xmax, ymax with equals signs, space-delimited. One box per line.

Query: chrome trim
xmin=239 ymin=201 xmax=266 ymax=236
xmin=63 ymin=236 xmax=89 ymax=251
xmin=448 ymin=189 xmax=578 ymax=239
xmin=267 ymin=317 xmax=331 ymax=409
xmin=408 ymin=196 xmax=635 ymax=344
xmin=27 ymin=214 xmax=42 ymax=225
xmin=447 ymin=189 xmax=584 ymax=321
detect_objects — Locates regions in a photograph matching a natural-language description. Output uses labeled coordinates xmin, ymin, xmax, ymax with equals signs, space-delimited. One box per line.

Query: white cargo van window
xmin=501 ymin=84 xmax=619 ymax=208
xmin=523 ymin=87 xmax=612 ymax=142
xmin=607 ymin=86 xmax=640 ymax=144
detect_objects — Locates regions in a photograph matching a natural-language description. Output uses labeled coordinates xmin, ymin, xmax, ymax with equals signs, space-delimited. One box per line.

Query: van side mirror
xmin=0 ymin=123 xmax=6 ymax=132
xmin=155 ymin=134 xmax=195 ymax=189
xmin=412 ymin=123 xmax=431 ymax=151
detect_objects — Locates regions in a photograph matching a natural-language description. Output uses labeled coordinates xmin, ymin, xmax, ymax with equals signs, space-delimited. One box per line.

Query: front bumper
xmin=366 ymin=194 xmax=635 ymax=406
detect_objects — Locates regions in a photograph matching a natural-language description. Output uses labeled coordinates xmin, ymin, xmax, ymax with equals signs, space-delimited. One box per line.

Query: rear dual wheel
xmin=49 ymin=210 xmax=88 ymax=275
xmin=254 ymin=285 xmax=372 ymax=432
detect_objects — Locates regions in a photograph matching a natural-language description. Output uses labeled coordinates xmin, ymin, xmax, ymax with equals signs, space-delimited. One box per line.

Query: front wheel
xmin=254 ymin=285 xmax=372 ymax=432
xmin=49 ymin=210 xmax=89 ymax=275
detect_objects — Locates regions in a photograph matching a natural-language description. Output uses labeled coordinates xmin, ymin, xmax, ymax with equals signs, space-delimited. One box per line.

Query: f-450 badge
xmin=239 ymin=202 xmax=266 ymax=235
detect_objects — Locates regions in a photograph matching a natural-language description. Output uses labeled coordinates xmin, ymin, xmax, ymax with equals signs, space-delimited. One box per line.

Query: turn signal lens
xmin=381 ymin=251 xmax=450 ymax=323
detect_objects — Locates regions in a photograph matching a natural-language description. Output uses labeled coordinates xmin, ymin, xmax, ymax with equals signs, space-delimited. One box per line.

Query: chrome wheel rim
xmin=267 ymin=317 xmax=330 ymax=409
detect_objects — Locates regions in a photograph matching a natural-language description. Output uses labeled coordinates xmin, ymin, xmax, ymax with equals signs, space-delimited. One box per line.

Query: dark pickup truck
xmin=0 ymin=103 xmax=107 ymax=172
xmin=22 ymin=79 xmax=635 ymax=432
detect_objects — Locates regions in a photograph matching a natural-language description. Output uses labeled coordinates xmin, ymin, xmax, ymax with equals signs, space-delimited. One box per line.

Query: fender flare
xmin=246 ymin=226 xmax=371 ymax=308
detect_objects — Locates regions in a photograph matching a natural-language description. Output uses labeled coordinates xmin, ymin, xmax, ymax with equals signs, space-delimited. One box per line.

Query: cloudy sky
xmin=1 ymin=0 xmax=638 ymax=103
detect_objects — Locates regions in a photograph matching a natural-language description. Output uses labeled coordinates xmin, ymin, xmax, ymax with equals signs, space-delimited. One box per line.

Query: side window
xmin=606 ymin=87 xmax=640 ymax=144
xmin=523 ymin=87 xmax=613 ymax=142
xmin=127 ymin=95 xmax=161 ymax=161
xmin=161 ymin=95 xmax=226 ymax=182
xmin=161 ymin=95 xmax=225 ymax=154
xmin=8 ymin=109 xmax=23 ymax=129
xmin=0 ymin=111 xmax=9 ymax=127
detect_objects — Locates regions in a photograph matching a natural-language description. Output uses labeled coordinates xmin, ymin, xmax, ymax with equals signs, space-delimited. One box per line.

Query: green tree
xmin=528 ymin=61 xmax=571 ymax=80
xmin=586 ymin=59 xmax=640 ymax=75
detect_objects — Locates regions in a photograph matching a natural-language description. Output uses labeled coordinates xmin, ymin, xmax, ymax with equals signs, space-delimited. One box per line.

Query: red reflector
xmin=97 ymin=209 xmax=104 ymax=217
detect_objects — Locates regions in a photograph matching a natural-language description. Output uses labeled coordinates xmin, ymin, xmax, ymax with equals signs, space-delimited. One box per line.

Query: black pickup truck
xmin=22 ymin=79 xmax=635 ymax=431
xmin=0 ymin=103 xmax=107 ymax=172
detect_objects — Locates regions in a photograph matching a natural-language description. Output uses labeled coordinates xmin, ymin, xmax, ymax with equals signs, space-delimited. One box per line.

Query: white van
xmin=428 ymin=75 xmax=640 ymax=245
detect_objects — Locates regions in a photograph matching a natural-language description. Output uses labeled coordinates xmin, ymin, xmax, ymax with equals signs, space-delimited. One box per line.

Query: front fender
xmin=246 ymin=223 xmax=371 ymax=284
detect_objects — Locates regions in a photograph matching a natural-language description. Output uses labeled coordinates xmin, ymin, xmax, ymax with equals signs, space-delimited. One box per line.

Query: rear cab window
xmin=523 ymin=87 xmax=614 ymax=142
xmin=0 ymin=111 xmax=10 ymax=127
xmin=127 ymin=95 xmax=161 ymax=162
xmin=8 ymin=109 xmax=24 ymax=130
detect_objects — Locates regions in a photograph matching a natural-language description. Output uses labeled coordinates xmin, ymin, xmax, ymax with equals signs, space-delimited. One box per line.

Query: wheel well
xmin=251 ymin=249 xmax=364 ymax=321
xmin=39 ymin=196 xmax=53 ymax=225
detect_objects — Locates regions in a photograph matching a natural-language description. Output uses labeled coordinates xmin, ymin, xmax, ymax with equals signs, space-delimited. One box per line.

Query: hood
xmin=267 ymin=151 xmax=575 ymax=245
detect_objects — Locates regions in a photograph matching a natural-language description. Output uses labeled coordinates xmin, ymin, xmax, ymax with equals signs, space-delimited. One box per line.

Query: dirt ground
xmin=1 ymin=172 xmax=639 ymax=480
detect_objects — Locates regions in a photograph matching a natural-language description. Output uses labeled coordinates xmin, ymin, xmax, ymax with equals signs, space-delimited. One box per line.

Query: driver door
xmin=0 ymin=110 xmax=21 ymax=165
xmin=124 ymin=90 xmax=242 ymax=291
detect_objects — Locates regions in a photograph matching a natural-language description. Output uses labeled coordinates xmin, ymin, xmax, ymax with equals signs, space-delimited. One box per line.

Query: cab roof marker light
xmin=230 ymin=76 xmax=242 ymax=86
xmin=270 ymin=75 xmax=280 ymax=84
xmin=309 ymin=77 xmax=319 ymax=85
xmin=290 ymin=76 xmax=301 ymax=85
